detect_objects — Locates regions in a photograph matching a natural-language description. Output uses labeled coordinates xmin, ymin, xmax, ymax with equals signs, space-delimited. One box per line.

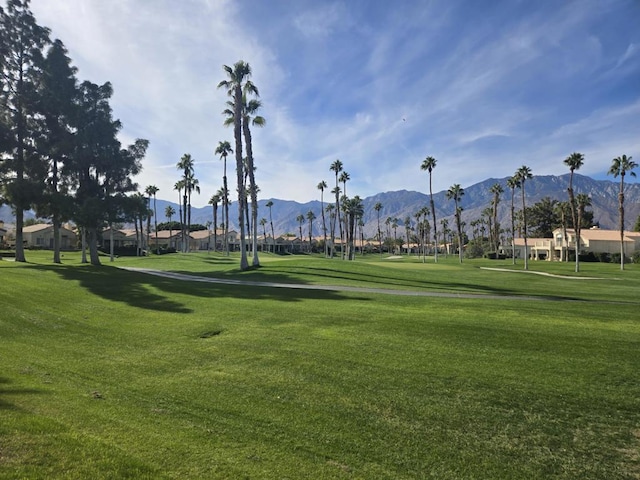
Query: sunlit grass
xmin=1 ymin=252 xmax=639 ymax=478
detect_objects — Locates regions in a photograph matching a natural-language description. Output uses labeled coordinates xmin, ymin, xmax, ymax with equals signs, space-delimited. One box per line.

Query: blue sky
xmin=31 ymin=0 xmax=640 ymax=206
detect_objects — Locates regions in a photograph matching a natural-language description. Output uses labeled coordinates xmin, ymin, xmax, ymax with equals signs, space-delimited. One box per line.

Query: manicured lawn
xmin=1 ymin=251 xmax=639 ymax=478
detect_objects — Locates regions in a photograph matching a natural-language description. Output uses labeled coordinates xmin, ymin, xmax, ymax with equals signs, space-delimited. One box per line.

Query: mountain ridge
xmin=2 ymin=174 xmax=639 ymax=237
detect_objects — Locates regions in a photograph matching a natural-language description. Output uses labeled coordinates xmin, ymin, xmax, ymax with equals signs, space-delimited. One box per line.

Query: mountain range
xmin=2 ymin=174 xmax=639 ymax=237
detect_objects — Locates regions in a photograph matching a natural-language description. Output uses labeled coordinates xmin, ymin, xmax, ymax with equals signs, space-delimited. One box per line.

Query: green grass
xmin=1 ymin=251 xmax=639 ymax=478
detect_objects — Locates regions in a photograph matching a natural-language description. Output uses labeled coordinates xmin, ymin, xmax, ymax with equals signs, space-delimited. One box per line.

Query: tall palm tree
xmin=215 ymin=141 xmax=233 ymax=256
xmin=608 ymin=154 xmax=637 ymax=270
xmin=296 ymin=214 xmax=305 ymax=253
xmin=209 ymin=194 xmax=220 ymax=252
xmin=145 ymin=185 xmax=159 ymax=255
xmin=177 ymin=153 xmax=195 ymax=252
xmin=440 ymin=218 xmax=449 ymax=257
xmin=563 ymin=152 xmax=584 ymax=272
xmin=506 ymin=176 xmax=520 ymax=264
xmin=241 ymin=97 xmax=265 ymax=266
xmin=392 ymin=218 xmax=399 ymax=254
xmin=344 ymin=196 xmax=364 ymax=260
xmin=165 ymin=205 xmax=176 ymax=250
xmin=306 ymin=210 xmax=316 ymax=253
xmin=374 ymin=201 xmax=383 ymax=256
xmin=265 ymin=200 xmax=275 ymax=254
xmin=218 ymin=61 xmax=252 ymax=270
xmin=174 ymin=180 xmax=185 ymax=252
xmin=515 ymin=165 xmax=533 ymax=270
xmin=325 ymin=203 xmax=335 ymax=255
xmin=185 ymin=171 xmax=200 ymax=249
xmin=446 ymin=184 xmax=465 ymax=263
xmin=317 ymin=181 xmax=328 ymax=257
xmin=259 ymin=218 xmax=268 ymax=251
xmin=403 ymin=216 xmax=412 ymax=256
xmin=330 ymin=160 xmax=344 ymax=257
xmin=489 ymin=183 xmax=503 ymax=252
xmin=420 ymin=156 xmax=438 ymax=262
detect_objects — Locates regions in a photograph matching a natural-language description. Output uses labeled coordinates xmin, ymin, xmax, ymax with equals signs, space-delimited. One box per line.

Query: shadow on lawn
xmin=30 ymin=263 xmax=357 ymax=313
xmin=0 ymin=377 xmax=46 ymax=411
xmin=31 ymin=264 xmax=194 ymax=313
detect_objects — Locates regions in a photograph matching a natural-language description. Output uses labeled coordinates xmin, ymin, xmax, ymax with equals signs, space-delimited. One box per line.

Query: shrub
xmin=595 ymin=252 xmax=611 ymax=263
xmin=632 ymin=251 xmax=640 ymax=264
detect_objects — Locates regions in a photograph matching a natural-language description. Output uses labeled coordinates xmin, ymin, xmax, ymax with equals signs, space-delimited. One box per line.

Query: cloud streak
xmin=30 ymin=0 xmax=639 ymax=206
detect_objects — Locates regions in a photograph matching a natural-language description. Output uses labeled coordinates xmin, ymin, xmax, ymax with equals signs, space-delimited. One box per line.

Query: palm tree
xmin=391 ymin=218 xmax=399 ymax=254
xmin=241 ymin=97 xmax=265 ymax=266
xmin=608 ymin=154 xmax=637 ymax=270
xmin=374 ymin=202 xmax=383 ymax=256
xmin=489 ymin=183 xmax=504 ymax=252
xmin=218 ymin=61 xmax=253 ymax=270
xmin=177 ymin=153 xmax=195 ymax=252
xmin=563 ymin=152 xmax=584 ymax=272
xmin=330 ymin=160 xmax=344 ymax=257
xmin=144 ymin=185 xmax=159 ymax=255
xmin=440 ymin=218 xmax=449 ymax=257
xmin=306 ymin=210 xmax=316 ymax=253
xmin=506 ymin=176 xmax=520 ymax=264
xmin=446 ymin=184 xmax=465 ymax=263
xmin=325 ymin=203 xmax=335 ymax=255
xmin=209 ymin=194 xmax=220 ymax=252
xmin=420 ymin=156 xmax=438 ymax=262
xmin=576 ymin=193 xmax=592 ymax=254
xmin=174 ymin=180 xmax=185 ymax=252
xmin=296 ymin=214 xmax=305 ymax=253
xmin=317 ymin=181 xmax=328 ymax=257
xmin=344 ymin=196 xmax=364 ymax=260
xmin=185 ymin=171 xmax=200 ymax=248
xmin=165 ymin=205 xmax=176 ymax=250
xmin=215 ymin=141 xmax=233 ymax=256
xmin=259 ymin=218 xmax=267 ymax=251
xmin=515 ymin=165 xmax=533 ymax=270
xmin=403 ymin=215 xmax=412 ymax=256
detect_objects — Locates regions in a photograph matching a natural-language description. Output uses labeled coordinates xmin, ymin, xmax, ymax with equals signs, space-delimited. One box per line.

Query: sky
xmin=30 ymin=0 xmax=640 ymax=207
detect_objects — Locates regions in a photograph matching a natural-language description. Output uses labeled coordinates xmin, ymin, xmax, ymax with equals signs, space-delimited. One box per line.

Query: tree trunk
xmin=88 ymin=227 xmax=101 ymax=266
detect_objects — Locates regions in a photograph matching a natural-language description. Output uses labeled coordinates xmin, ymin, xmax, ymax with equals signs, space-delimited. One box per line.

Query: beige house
xmin=0 ymin=224 xmax=6 ymax=247
xmin=500 ymin=227 xmax=640 ymax=261
xmin=23 ymin=224 xmax=77 ymax=249
xmin=553 ymin=227 xmax=640 ymax=259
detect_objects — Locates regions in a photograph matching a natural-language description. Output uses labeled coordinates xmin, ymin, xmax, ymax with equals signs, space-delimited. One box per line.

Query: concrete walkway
xmin=118 ymin=266 xmax=558 ymax=302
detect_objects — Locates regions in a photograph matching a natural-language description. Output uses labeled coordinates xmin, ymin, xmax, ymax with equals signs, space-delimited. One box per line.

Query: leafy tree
xmin=633 ymin=215 xmax=640 ymax=233
xmin=35 ymin=39 xmax=77 ymax=263
xmin=0 ymin=0 xmax=51 ymax=262
xmin=527 ymin=197 xmax=558 ymax=238
xmin=515 ymin=165 xmax=533 ymax=270
xmin=608 ymin=154 xmax=637 ymax=270
xmin=67 ymin=80 xmax=147 ymax=265
xmin=420 ymin=156 xmax=438 ymax=262
xmin=564 ymin=152 xmax=584 ymax=272
xmin=446 ymin=183 xmax=464 ymax=263
xmin=317 ymin=181 xmax=328 ymax=256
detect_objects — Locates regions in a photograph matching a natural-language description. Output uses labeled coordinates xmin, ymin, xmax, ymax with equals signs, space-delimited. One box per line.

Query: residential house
xmin=23 ymin=224 xmax=77 ymax=249
xmin=553 ymin=227 xmax=640 ymax=259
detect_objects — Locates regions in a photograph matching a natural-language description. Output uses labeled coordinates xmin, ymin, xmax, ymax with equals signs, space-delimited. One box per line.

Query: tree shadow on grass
xmin=29 ymin=264 xmax=360 ymax=314
xmin=31 ymin=264 xmax=194 ymax=313
xmin=0 ymin=377 xmax=47 ymax=411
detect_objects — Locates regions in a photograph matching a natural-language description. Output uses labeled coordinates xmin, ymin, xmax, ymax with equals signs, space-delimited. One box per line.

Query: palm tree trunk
xmin=619 ymin=187 xmax=625 ymax=271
